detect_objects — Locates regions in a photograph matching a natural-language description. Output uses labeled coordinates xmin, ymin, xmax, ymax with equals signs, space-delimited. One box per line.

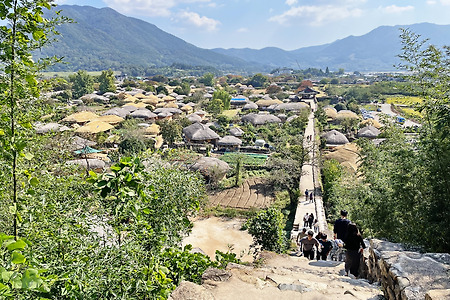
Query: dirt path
xmin=182 ymin=217 xmax=254 ymax=262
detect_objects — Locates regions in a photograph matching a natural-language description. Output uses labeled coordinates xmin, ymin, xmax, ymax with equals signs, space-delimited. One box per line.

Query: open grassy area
xmin=386 ymin=96 xmax=423 ymax=105
xmin=221 ymin=109 xmax=240 ymax=118
xmin=39 ymin=71 xmax=121 ymax=79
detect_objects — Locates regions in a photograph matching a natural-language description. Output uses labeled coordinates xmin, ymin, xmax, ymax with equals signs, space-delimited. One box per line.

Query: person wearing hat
xmin=298 ymin=230 xmax=320 ymax=260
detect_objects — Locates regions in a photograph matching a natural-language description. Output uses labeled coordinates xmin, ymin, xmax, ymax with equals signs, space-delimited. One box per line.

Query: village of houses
xmin=35 ymin=73 xmax=389 ymax=211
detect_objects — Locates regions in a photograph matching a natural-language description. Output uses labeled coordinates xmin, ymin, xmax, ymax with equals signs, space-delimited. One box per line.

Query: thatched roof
xmin=93 ymin=115 xmax=124 ymax=124
xmin=357 ymin=125 xmax=381 ymax=138
xmin=66 ymin=159 xmax=105 ymax=170
xmin=158 ymin=112 xmax=173 ymax=118
xmin=141 ymin=96 xmax=159 ymax=105
xmin=255 ymin=99 xmax=283 ymax=107
xmin=271 ymin=102 xmax=309 ymax=112
xmin=242 ymin=101 xmax=258 ymax=110
xmin=218 ymin=135 xmax=242 ymax=146
xmin=286 ymin=115 xmax=298 ymax=123
xmin=103 ymin=108 xmax=130 ymax=118
xmin=62 ymin=111 xmax=99 ymax=123
xmin=123 ymin=102 xmax=147 ymax=109
xmin=323 ymin=130 xmax=349 ymax=145
xmin=164 ymin=102 xmax=179 ymax=109
xmin=162 ymin=95 xmax=176 ymax=102
xmin=241 ymin=113 xmax=282 ymax=125
xmin=35 ymin=122 xmax=70 ymax=134
xmin=145 ymin=123 xmax=160 ymax=135
xmin=129 ymin=109 xmax=157 ymax=119
xmin=229 ymin=127 xmax=244 ymax=137
xmin=181 ymin=105 xmax=193 ymax=112
xmin=153 ymin=107 xmax=182 ymax=115
xmin=324 ymin=106 xmax=338 ymax=119
xmin=324 ymin=143 xmax=359 ymax=173
xmin=187 ymin=113 xmax=202 ymax=123
xmin=190 ymin=157 xmax=230 ymax=181
xmin=75 ymin=121 xmax=114 ymax=134
xmin=68 ymin=136 xmax=96 ymax=151
xmin=194 ymin=110 xmax=207 ymax=116
xmin=122 ymin=105 xmax=139 ymax=113
xmin=183 ymin=123 xmax=220 ymax=141
xmin=336 ymin=110 xmax=360 ymax=120
xmin=360 ymin=119 xmax=382 ymax=129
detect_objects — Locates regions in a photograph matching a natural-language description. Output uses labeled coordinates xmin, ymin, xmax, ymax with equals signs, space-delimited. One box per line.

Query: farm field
xmin=209 ymin=177 xmax=273 ymax=209
xmin=385 ymin=96 xmax=422 ymax=105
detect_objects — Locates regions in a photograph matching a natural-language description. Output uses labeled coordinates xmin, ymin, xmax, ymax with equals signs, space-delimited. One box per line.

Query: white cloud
xmin=178 ymin=11 xmax=220 ymax=31
xmin=237 ymin=27 xmax=249 ymax=33
xmin=382 ymin=5 xmax=414 ymax=14
xmin=440 ymin=0 xmax=450 ymax=5
xmin=104 ymin=0 xmax=212 ymax=17
xmin=269 ymin=4 xmax=363 ymax=26
xmin=285 ymin=0 xmax=298 ymax=6
xmin=426 ymin=0 xmax=437 ymax=4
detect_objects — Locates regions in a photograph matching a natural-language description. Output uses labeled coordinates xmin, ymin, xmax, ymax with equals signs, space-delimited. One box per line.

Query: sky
xmin=55 ymin=0 xmax=450 ymax=50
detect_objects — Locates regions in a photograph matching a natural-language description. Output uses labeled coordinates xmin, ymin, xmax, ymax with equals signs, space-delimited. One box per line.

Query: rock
xmin=170 ymin=281 xmax=215 ymax=300
xmin=202 ymin=268 xmax=231 ymax=282
xmin=278 ymin=283 xmax=309 ymax=293
xmin=425 ymin=289 xmax=450 ymax=300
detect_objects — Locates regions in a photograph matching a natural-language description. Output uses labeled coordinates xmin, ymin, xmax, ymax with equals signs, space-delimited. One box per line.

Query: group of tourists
xmin=304 ymin=189 xmax=314 ymax=203
xmin=302 ymin=212 xmax=317 ymax=230
xmin=296 ymin=210 xmax=366 ymax=277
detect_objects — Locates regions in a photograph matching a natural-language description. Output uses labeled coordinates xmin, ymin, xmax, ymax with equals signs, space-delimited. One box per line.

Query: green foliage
xmin=118 ymin=136 xmax=147 ymax=155
xmin=173 ymin=82 xmax=190 ymax=95
xmin=199 ymin=73 xmax=215 ymax=87
xmin=207 ymin=97 xmax=224 ymax=115
xmin=156 ymin=85 xmax=169 ymax=95
xmin=98 ymin=69 xmax=116 ymax=94
xmin=246 ymin=208 xmax=286 ymax=253
xmin=213 ymin=90 xmax=231 ymax=110
xmin=247 ymin=73 xmax=268 ymax=88
xmin=159 ymin=120 xmax=182 ymax=146
xmin=69 ymin=70 xmax=94 ymax=98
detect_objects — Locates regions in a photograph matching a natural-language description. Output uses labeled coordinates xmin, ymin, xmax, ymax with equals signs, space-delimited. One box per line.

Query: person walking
xmin=318 ymin=234 xmax=333 ymax=261
xmin=303 ymin=213 xmax=309 ymax=228
xmin=309 ymin=191 xmax=314 ymax=203
xmin=313 ymin=219 xmax=319 ymax=233
xmin=305 ymin=189 xmax=309 ymax=202
xmin=333 ymin=210 xmax=351 ymax=242
xmin=298 ymin=230 xmax=319 ymax=260
xmin=344 ymin=223 xmax=366 ymax=277
xmin=308 ymin=213 xmax=314 ymax=229
xmin=296 ymin=228 xmax=308 ymax=254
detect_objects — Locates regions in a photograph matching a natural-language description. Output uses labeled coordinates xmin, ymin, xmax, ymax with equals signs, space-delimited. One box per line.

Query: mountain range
xmin=40 ymin=5 xmax=450 ymax=73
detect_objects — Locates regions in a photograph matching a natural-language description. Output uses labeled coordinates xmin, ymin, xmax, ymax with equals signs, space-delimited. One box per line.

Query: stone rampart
xmin=365 ymin=239 xmax=450 ymax=300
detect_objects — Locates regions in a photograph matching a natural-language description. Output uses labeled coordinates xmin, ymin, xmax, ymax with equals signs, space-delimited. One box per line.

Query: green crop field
xmin=386 ymin=96 xmax=423 ymax=105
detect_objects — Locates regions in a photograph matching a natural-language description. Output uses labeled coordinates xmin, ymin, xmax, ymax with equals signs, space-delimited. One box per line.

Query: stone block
xmin=425 ymin=289 xmax=450 ymax=300
xmin=202 ymin=267 xmax=231 ymax=282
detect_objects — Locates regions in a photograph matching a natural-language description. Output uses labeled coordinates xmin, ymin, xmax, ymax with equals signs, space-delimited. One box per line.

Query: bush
xmin=246 ymin=207 xmax=286 ymax=253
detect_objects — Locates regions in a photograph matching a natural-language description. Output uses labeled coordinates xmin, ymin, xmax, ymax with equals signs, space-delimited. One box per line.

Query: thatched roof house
xmin=129 ymin=109 xmax=158 ymax=120
xmin=242 ymin=101 xmax=258 ymax=110
xmin=323 ymin=130 xmax=349 ymax=146
xmin=93 ymin=115 xmax=124 ymax=125
xmin=68 ymin=136 xmax=96 ymax=151
xmin=324 ymin=106 xmax=338 ymax=120
xmin=35 ymin=122 xmax=70 ymax=134
xmin=218 ymin=135 xmax=242 ymax=146
xmin=241 ymin=113 xmax=282 ymax=126
xmin=189 ymin=157 xmax=230 ymax=183
xmin=229 ymin=127 xmax=244 ymax=137
xmin=271 ymin=102 xmax=310 ymax=112
xmin=360 ymin=119 xmax=382 ymax=129
xmin=357 ymin=125 xmax=381 ymax=138
xmin=62 ymin=111 xmax=99 ymax=124
xmin=103 ymin=108 xmax=130 ymax=118
xmin=187 ymin=113 xmax=202 ymax=123
xmin=336 ymin=110 xmax=360 ymax=122
xmin=75 ymin=121 xmax=114 ymax=134
xmin=145 ymin=123 xmax=160 ymax=136
xmin=255 ymin=99 xmax=283 ymax=108
xmin=183 ymin=123 xmax=220 ymax=144
xmin=153 ymin=107 xmax=182 ymax=115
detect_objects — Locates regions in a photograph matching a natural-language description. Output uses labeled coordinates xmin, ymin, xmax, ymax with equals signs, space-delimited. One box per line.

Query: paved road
xmin=375 ymin=104 xmax=421 ymax=128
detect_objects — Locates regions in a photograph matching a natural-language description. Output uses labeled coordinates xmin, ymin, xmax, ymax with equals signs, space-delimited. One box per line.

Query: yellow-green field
xmin=398 ymin=107 xmax=423 ymax=119
xmin=39 ymin=71 xmax=121 ymax=79
xmin=221 ymin=109 xmax=240 ymax=118
xmin=386 ymin=96 xmax=423 ymax=105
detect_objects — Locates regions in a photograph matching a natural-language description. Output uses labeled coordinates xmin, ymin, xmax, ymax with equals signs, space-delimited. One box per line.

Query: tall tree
xmin=69 ymin=70 xmax=94 ymax=98
xmin=0 ymin=0 xmax=65 ymax=239
xmin=98 ymin=69 xmax=116 ymax=94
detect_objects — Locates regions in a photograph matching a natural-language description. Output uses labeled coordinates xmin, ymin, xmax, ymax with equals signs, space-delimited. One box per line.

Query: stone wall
xmin=365 ymin=239 xmax=450 ymax=300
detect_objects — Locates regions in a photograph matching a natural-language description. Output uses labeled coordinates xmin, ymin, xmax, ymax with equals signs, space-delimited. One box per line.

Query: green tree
xmin=212 ymin=90 xmax=231 ymax=110
xmin=69 ymin=70 xmax=94 ymax=98
xmin=173 ymin=82 xmax=190 ymax=95
xmin=247 ymin=73 xmax=268 ymax=88
xmin=98 ymin=69 xmax=116 ymax=94
xmin=207 ymin=98 xmax=224 ymax=115
xmin=246 ymin=208 xmax=286 ymax=253
xmin=199 ymin=73 xmax=215 ymax=87
xmin=159 ymin=120 xmax=181 ymax=146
